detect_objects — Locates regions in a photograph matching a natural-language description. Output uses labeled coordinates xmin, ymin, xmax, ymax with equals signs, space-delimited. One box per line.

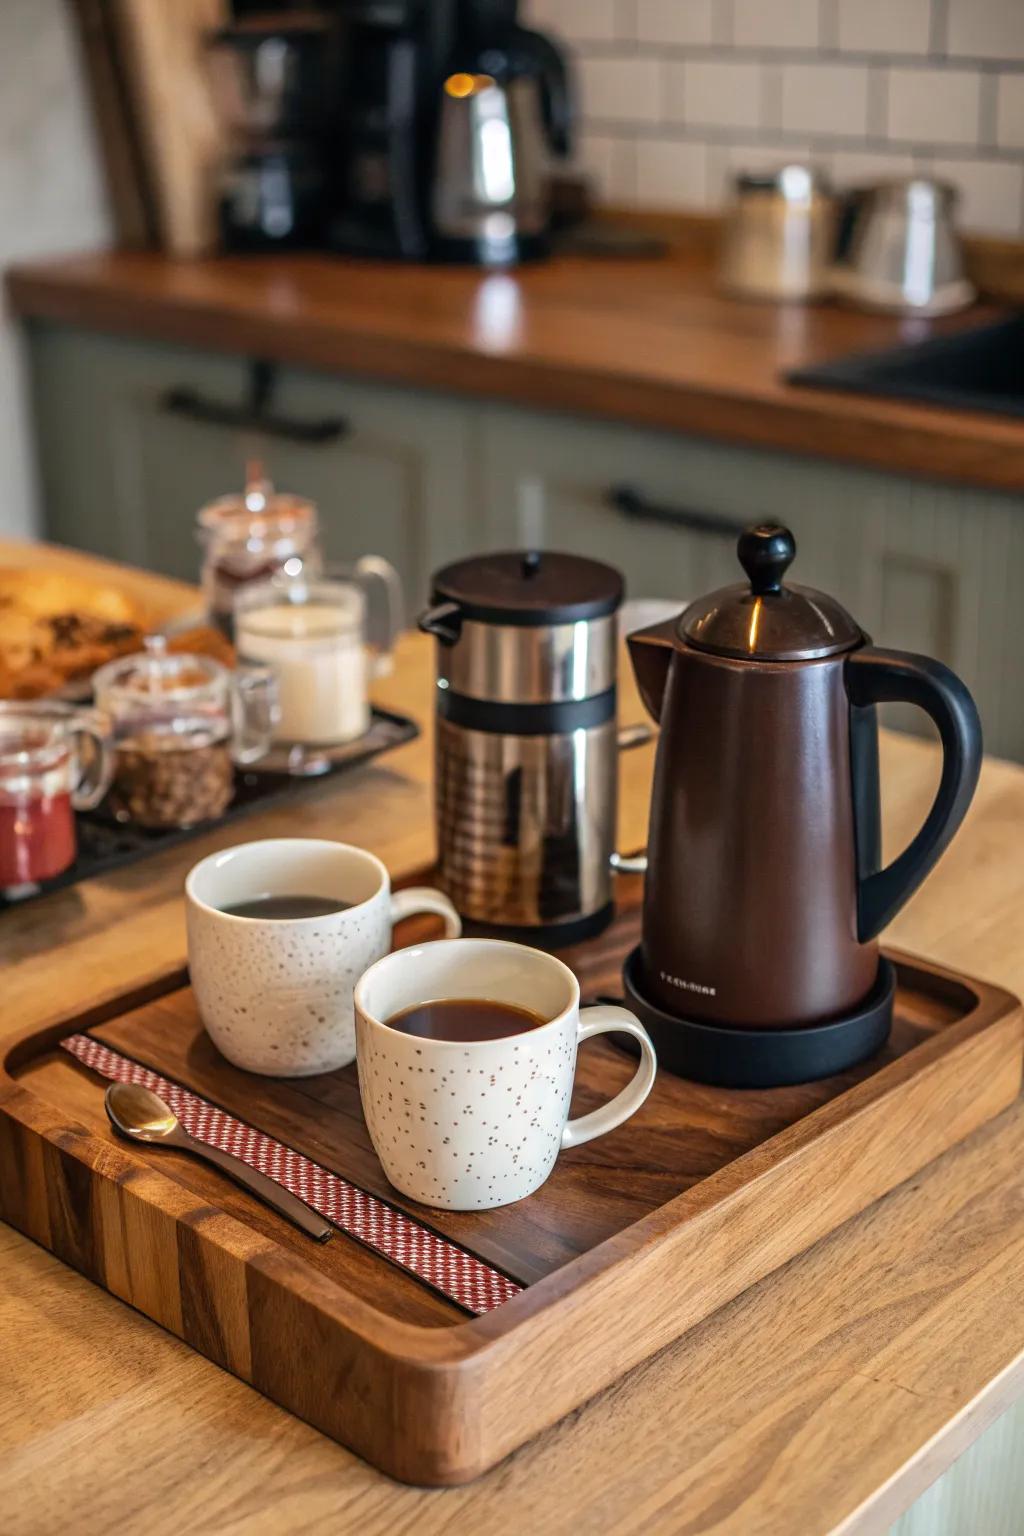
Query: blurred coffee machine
xmin=208 ymin=11 xmax=344 ymax=251
xmin=330 ymin=0 xmax=573 ymax=263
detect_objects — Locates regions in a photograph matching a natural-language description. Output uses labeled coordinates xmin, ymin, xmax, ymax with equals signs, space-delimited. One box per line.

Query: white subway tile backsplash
xmin=836 ymin=0 xmax=931 ymax=55
xmin=636 ymin=0 xmax=714 ymax=47
xmin=670 ymin=60 xmax=764 ymax=130
xmin=559 ymin=0 xmax=1024 ymax=233
xmin=887 ymin=67 xmax=982 ymax=147
xmin=579 ymin=56 xmax=664 ymax=124
xmin=576 ymin=132 xmax=637 ymax=202
xmin=947 ymin=0 xmax=1024 ymax=63
xmin=996 ymin=75 xmax=1024 ymax=151
xmin=780 ymin=63 xmax=870 ymax=136
xmin=523 ymin=0 xmax=618 ymax=43
xmin=733 ymin=0 xmax=820 ymax=51
xmin=928 ymin=156 xmax=1024 ymax=234
xmin=636 ymin=138 xmax=710 ymax=209
xmin=827 ymin=148 xmax=917 ymax=188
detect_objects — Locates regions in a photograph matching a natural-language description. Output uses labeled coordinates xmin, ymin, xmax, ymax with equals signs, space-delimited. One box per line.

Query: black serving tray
xmin=0 ymin=706 xmax=419 ymax=911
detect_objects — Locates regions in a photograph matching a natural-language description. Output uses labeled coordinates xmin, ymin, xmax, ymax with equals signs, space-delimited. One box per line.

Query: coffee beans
xmin=108 ymin=733 xmax=234 ymax=828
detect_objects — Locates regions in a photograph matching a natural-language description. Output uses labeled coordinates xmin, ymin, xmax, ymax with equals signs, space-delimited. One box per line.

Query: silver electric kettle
xmin=431 ymin=2 xmax=571 ymax=264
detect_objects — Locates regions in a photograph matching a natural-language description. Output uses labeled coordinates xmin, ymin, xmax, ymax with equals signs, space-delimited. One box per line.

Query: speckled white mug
xmin=355 ymin=938 xmax=657 ymax=1210
xmin=185 ymin=839 xmax=460 ymax=1076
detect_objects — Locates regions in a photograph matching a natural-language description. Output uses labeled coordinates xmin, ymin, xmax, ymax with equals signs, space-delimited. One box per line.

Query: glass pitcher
xmin=196 ymin=465 xmax=322 ymax=637
xmin=234 ymin=560 xmax=403 ymax=766
xmin=0 ymin=702 xmax=114 ymax=888
xmin=92 ymin=639 xmax=277 ymax=828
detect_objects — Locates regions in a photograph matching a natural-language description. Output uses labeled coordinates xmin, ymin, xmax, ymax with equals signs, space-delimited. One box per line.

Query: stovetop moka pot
xmin=629 ymin=523 xmax=982 ymax=1036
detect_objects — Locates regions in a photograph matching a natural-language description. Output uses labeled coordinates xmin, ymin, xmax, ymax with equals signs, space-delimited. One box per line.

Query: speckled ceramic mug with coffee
xmin=355 ymin=938 xmax=657 ymax=1210
xmin=186 ymin=839 xmax=460 ymax=1076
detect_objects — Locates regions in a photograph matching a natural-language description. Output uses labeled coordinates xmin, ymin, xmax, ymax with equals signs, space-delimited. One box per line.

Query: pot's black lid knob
xmin=679 ymin=519 xmax=864 ymax=660
xmin=738 ymin=524 xmax=796 ymax=595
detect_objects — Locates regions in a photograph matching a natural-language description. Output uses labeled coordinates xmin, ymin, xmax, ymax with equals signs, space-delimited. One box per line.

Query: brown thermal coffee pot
xmin=624 ymin=523 xmax=982 ymax=1087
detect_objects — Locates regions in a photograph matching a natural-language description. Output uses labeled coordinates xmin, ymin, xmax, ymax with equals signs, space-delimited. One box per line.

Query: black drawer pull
xmin=160 ymin=359 xmax=348 ymax=446
xmin=609 ymin=485 xmax=746 ymax=538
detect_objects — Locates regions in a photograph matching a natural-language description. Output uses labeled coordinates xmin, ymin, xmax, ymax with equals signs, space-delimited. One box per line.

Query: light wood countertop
xmin=7 ymin=239 xmax=1023 ymax=491
xmin=2 ymin=542 xmax=1024 ymax=1534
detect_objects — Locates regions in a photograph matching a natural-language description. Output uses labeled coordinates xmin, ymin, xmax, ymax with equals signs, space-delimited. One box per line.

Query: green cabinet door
xmin=25 ymin=322 xmax=1024 ymax=758
xmin=27 ymin=325 xmax=477 ymax=616
xmin=479 ymin=403 xmax=1024 ymax=762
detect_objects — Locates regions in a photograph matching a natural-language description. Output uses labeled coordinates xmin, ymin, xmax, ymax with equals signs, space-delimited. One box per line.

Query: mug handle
xmin=388 ymin=887 xmax=462 ymax=937
xmin=562 ymin=1005 xmax=657 ymax=1150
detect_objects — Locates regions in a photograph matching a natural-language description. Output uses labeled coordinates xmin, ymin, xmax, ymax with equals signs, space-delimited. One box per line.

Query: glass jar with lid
xmin=0 ymin=701 xmax=114 ymax=888
xmin=196 ymin=465 xmax=322 ymax=636
xmin=234 ymin=559 xmax=403 ymax=770
xmin=92 ymin=640 xmax=277 ymax=828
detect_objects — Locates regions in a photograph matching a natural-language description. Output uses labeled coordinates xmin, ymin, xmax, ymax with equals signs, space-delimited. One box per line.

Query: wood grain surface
xmin=113 ymin=0 xmax=226 ymax=257
xmin=2 ymin=546 xmax=1024 ymax=1526
xmin=66 ymin=0 xmax=156 ymax=248
xmin=4 ymin=926 xmax=1020 ymax=1484
xmin=7 ymin=242 xmax=1022 ymax=490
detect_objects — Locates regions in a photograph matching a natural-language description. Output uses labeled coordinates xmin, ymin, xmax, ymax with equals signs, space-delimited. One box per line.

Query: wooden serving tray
xmin=1 ymin=882 xmax=1021 ymax=1486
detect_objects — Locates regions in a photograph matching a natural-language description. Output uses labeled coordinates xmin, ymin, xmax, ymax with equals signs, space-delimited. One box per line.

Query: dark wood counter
xmin=7 ymin=241 xmax=1023 ymax=491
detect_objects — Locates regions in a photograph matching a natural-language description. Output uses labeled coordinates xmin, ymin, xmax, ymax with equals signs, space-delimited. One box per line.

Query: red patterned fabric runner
xmin=61 ymin=1033 xmax=524 ymax=1316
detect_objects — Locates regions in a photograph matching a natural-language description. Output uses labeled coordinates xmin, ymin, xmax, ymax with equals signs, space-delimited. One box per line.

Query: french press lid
xmin=680 ymin=524 xmax=863 ymax=661
xmin=430 ymin=551 xmax=623 ymax=627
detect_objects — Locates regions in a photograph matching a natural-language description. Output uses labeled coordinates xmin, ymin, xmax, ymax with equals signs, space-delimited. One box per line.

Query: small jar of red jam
xmin=0 ymin=703 xmax=115 ymax=890
xmin=196 ymin=466 xmax=322 ymax=639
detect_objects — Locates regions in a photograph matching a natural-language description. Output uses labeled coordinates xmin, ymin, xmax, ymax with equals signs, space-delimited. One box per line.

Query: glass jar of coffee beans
xmin=92 ymin=639 xmax=276 ymax=829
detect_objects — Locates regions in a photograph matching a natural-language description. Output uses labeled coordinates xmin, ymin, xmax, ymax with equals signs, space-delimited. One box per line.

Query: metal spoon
xmin=104 ymin=1082 xmax=332 ymax=1242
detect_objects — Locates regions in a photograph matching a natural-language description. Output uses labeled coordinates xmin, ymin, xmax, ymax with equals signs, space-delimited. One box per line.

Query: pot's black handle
xmin=845 ymin=646 xmax=982 ymax=942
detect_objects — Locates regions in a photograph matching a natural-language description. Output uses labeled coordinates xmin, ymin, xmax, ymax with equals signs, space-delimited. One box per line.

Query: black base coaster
xmin=463 ymin=902 xmax=615 ymax=951
xmin=617 ymin=946 xmax=896 ymax=1088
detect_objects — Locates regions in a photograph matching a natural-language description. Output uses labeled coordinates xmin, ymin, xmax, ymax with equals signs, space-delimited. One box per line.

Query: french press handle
xmin=845 ymin=647 xmax=983 ymax=941
xmin=417 ymin=601 xmax=463 ymax=646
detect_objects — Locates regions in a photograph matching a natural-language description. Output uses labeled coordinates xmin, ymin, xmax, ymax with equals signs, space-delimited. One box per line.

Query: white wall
xmin=0 ymin=0 xmax=111 ymax=539
xmin=528 ymin=0 xmax=1024 ymax=235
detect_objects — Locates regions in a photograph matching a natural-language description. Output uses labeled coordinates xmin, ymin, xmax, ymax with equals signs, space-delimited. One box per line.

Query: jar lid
xmin=197 ymin=471 xmax=317 ymax=541
xmin=432 ymin=551 xmax=624 ymax=627
xmin=680 ymin=525 xmax=863 ymax=661
xmin=734 ymin=163 xmax=831 ymax=199
xmin=93 ymin=638 xmax=228 ymax=703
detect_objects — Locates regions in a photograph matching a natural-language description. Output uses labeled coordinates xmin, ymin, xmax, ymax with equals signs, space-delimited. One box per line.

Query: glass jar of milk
xmin=234 ymin=563 xmax=402 ymax=749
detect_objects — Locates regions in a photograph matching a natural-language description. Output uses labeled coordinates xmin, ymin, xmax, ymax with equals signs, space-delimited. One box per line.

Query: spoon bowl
xmin=106 ymin=1082 xmax=181 ymax=1141
xmin=103 ymin=1081 xmax=331 ymax=1241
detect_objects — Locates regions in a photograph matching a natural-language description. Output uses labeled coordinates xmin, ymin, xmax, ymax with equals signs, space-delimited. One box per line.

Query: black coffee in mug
xmin=219 ymin=894 xmax=352 ymax=920
xmin=386 ymin=998 xmax=547 ymax=1043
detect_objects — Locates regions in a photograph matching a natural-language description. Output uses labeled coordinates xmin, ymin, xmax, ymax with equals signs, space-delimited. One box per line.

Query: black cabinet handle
xmin=608 ymin=485 xmax=746 ymax=538
xmin=160 ymin=359 xmax=348 ymax=446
